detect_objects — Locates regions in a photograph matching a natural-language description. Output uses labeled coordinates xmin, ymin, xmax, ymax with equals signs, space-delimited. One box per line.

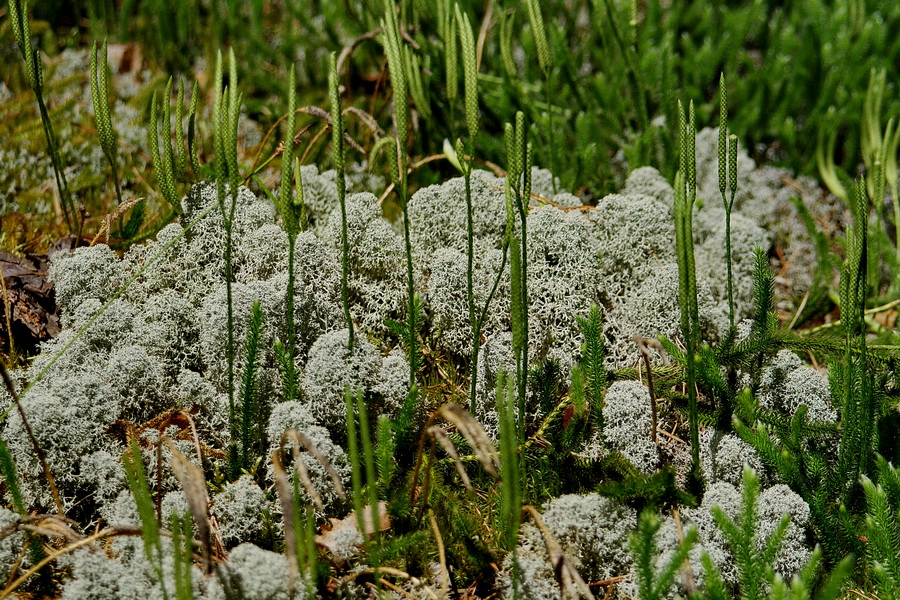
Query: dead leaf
xmin=0 ymin=249 xmax=60 ymax=354
xmin=106 ymin=43 xmax=143 ymax=76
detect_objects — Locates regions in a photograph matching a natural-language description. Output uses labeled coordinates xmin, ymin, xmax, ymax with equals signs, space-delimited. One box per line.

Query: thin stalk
xmin=515 ymin=145 xmax=532 ymax=436
xmin=465 ymin=163 xmax=478 ymax=413
xmin=285 ymin=234 xmax=297 ymax=400
xmin=725 ymin=208 xmax=734 ymax=327
xmin=330 ymin=53 xmax=353 ymax=350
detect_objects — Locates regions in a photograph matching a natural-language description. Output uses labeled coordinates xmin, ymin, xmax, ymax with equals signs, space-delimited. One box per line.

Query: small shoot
xmin=711 ymin=467 xmax=789 ymax=600
xmin=237 ymin=300 xmax=265 ymax=477
xmin=148 ymin=78 xmax=184 ymax=216
xmin=629 ymin=509 xmax=698 ymax=600
xmin=577 ymin=304 xmax=606 ymax=436
xmin=213 ymin=49 xmax=243 ymax=488
xmin=453 ymin=4 xmax=481 ymax=411
xmin=525 ymin=0 xmax=559 ymax=193
xmin=497 ymin=372 xmax=521 ymax=553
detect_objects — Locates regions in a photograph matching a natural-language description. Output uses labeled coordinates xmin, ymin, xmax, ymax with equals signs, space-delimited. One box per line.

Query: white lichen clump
xmin=0 ymin=139 xmax=832 ymax=597
xmin=504 ymin=493 xmax=635 ymax=599
xmin=596 ymin=380 xmax=660 ymax=474
xmin=682 ymin=479 xmax=811 ymax=585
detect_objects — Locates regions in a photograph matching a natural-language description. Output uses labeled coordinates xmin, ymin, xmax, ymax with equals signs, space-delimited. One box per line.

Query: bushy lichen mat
xmin=1 ymin=137 xmax=840 ymax=597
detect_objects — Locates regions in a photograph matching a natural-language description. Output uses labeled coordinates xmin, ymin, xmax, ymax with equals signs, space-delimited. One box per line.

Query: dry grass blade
xmin=281 ymin=429 xmax=347 ymax=502
xmin=271 ymin=448 xmax=302 ymax=593
xmin=427 ymin=426 xmax=472 ymax=490
xmin=275 ymin=439 xmax=323 ymax=512
xmin=337 ymin=28 xmax=382 ymax=75
xmin=90 ymin=196 xmax=143 ymax=246
xmin=436 ymin=403 xmax=499 ymax=480
xmin=165 ymin=438 xmax=212 ymax=571
xmin=523 ymin=505 xmax=595 ymax=599
xmin=633 ymin=335 xmax=658 ymax=444
xmin=0 ymin=362 xmax=64 ymax=515
xmin=17 ymin=514 xmax=81 ymax=543
xmin=297 ymin=106 xmax=366 ymax=154
xmin=428 ymin=510 xmax=450 ymax=599
xmin=343 ymin=106 xmax=384 ymax=137
xmin=341 ymin=566 xmax=440 ymax=600
xmin=0 ymin=514 xmax=80 ymax=545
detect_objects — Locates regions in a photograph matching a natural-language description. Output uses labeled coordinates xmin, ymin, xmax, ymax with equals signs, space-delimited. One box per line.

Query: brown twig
xmin=673 ymin=508 xmax=696 ymax=596
xmin=522 ymin=505 xmax=595 ymax=599
xmin=634 ymin=335 xmax=658 ymax=444
xmin=428 ymin=510 xmax=450 ymax=599
xmin=337 ymin=29 xmax=383 ymax=76
xmin=341 ymin=566 xmax=439 ymax=600
xmin=0 ymin=362 xmax=64 ymax=515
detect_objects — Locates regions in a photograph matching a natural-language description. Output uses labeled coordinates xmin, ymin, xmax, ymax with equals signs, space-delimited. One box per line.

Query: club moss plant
xmin=0 ymin=2 xmax=899 ymax=599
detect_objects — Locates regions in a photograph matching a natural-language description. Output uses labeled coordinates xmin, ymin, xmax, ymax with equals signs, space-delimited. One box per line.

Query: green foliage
xmin=505 ymin=111 xmax=532 ymax=435
xmin=718 ymin=73 xmax=740 ymax=329
xmin=455 ymin=3 xmax=479 ymax=145
xmin=237 ymin=300 xmax=265 ymax=477
xmin=835 ymin=180 xmax=878 ymax=498
xmin=329 ymin=52 xmax=354 ymax=351
xmin=0 ymin=436 xmax=25 ymax=515
xmin=148 ymin=76 xmax=195 ymax=216
xmin=376 ymin=415 xmax=396 ymax=497
xmin=630 ymin=509 xmax=698 ymax=600
xmin=7 ymin=0 xmax=77 ymax=233
xmin=381 ymin=3 xmax=420 ymax=391
xmin=576 ymin=304 xmax=606 ymax=433
xmin=213 ymin=48 xmax=243 ymax=487
xmin=712 ymin=468 xmax=790 ymax=600
xmin=171 ymin=511 xmax=194 ymax=600
xmin=345 ymin=388 xmax=381 ymax=565
xmin=673 ymin=99 xmax=703 ymax=493
xmin=90 ymin=40 xmax=123 ymax=206
xmin=598 ymin=464 xmax=696 ymax=509
xmin=862 ymin=456 xmax=900 ymax=600
xmin=497 ymin=371 xmax=521 ymax=552
xmin=123 ymin=438 xmax=166 ymax=596
xmin=273 ymin=68 xmax=301 ymax=404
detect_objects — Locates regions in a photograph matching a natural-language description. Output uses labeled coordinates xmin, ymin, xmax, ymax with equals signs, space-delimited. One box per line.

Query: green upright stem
xmin=337 ymin=172 xmax=354 ymax=350
xmin=225 ymin=219 xmax=237 ymax=478
xmin=545 ymin=79 xmax=558 ymax=195
xmin=725 ymin=208 xmax=734 ymax=329
xmin=465 ymin=163 xmax=479 ymax=414
xmin=516 ymin=178 xmax=529 ymax=436
xmin=400 ymin=178 xmax=417 ymax=387
xmin=892 ymin=182 xmax=900 ymax=266
xmin=285 ymin=235 xmax=297 ymax=402
xmin=36 ymin=94 xmax=76 ymax=233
